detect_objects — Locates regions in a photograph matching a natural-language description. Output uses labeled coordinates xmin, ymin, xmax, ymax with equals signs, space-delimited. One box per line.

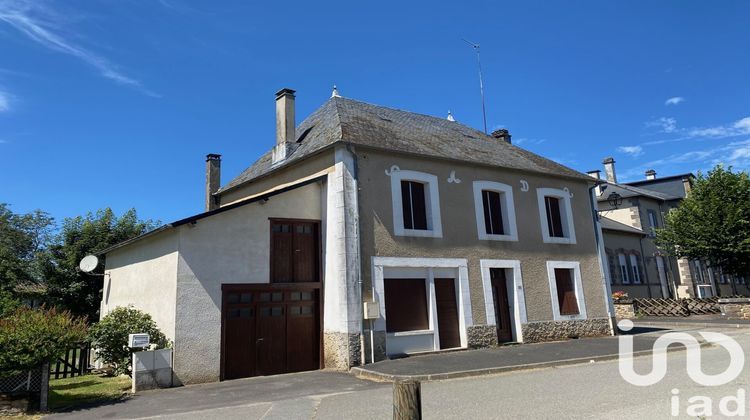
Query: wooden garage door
xmin=221 ymin=285 xmax=320 ymax=380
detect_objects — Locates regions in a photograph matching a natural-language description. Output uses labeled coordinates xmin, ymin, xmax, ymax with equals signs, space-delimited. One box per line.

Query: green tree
xmin=656 ymin=165 xmax=750 ymax=276
xmin=88 ymin=307 xmax=169 ymax=376
xmin=0 ymin=306 xmax=88 ymax=376
xmin=0 ymin=203 xmax=54 ymax=294
xmin=42 ymin=208 xmax=158 ymax=322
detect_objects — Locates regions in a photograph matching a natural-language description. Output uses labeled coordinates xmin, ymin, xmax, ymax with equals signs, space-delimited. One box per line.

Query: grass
xmin=48 ymin=373 xmax=131 ymax=411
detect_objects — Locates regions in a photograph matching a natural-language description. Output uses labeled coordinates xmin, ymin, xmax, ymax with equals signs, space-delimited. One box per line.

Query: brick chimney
xmin=491 ymin=128 xmax=512 ymax=144
xmin=272 ymin=88 xmax=296 ymax=164
xmin=645 ymin=169 xmax=656 ymax=180
xmin=603 ymin=157 xmax=617 ymax=183
xmin=205 ymin=154 xmax=221 ymax=211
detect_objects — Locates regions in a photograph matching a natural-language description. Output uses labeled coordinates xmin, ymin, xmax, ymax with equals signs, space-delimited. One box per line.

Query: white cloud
xmin=0 ymin=90 xmax=9 ymax=112
xmin=687 ymin=116 xmax=750 ymax=138
xmin=617 ymin=145 xmax=644 ymax=157
xmin=0 ymin=0 xmax=159 ymax=97
xmin=665 ymin=97 xmax=685 ymax=106
xmin=646 ymin=117 xmax=678 ymax=133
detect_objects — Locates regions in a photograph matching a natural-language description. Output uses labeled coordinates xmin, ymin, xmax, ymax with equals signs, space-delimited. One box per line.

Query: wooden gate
xmin=221 ymin=284 xmax=321 ymax=380
xmin=50 ymin=343 xmax=92 ymax=379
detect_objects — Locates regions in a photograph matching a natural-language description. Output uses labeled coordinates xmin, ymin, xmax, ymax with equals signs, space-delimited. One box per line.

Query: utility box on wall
xmin=363 ymin=301 xmax=380 ymax=320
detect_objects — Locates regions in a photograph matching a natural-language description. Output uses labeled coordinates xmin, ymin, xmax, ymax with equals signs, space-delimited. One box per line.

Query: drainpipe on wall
xmin=588 ymin=184 xmax=616 ymax=336
xmin=638 ymin=237 xmax=653 ymax=298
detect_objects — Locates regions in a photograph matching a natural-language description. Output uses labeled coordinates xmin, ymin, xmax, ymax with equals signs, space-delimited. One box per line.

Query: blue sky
xmin=1 ymin=0 xmax=749 ymax=224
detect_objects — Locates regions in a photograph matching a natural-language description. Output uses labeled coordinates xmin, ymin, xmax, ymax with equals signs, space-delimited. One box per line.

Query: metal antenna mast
xmin=463 ymin=38 xmax=488 ymax=134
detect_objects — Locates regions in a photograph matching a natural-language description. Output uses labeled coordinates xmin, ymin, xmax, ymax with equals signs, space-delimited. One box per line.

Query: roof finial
xmin=447 ymin=110 xmax=455 ymax=122
xmin=331 ymin=85 xmax=340 ymax=98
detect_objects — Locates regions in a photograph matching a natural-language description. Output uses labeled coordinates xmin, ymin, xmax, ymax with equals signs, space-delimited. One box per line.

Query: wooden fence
xmin=50 ymin=343 xmax=92 ymax=379
xmin=632 ymin=296 xmax=738 ymax=317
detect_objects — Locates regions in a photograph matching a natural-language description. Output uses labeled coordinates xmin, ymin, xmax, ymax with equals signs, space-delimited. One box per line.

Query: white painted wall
xmin=172 ymin=181 xmax=322 ymax=385
xmin=102 ymin=232 xmax=179 ymax=341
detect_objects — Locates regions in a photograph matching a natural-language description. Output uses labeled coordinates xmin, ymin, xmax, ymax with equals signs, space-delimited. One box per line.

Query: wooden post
xmin=393 ymin=379 xmax=421 ymax=420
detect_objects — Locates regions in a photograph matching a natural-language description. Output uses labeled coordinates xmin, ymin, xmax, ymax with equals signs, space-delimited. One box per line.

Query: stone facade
xmin=719 ymin=298 xmax=750 ymax=320
xmin=323 ymin=332 xmax=362 ymax=370
xmin=467 ymin=325 xmax=499 ymax=348
xmin=521 ymin=318 xmax=611 ymax=343
xmin=614 ymin=301 xmax=635 ymax=319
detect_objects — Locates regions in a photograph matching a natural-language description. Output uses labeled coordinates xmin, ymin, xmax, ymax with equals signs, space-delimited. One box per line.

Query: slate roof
xmin=219 ymin=96 xmax=592 ymax=193
xmin=599 ymin=216 xmax=646 ymax=235
xmin=597 ymin=181 xmax=679 ymax=202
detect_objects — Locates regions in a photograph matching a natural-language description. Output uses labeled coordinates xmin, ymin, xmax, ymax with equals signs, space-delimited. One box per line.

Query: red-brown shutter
xmin=554 ymin=268 xmax=579 ymax=315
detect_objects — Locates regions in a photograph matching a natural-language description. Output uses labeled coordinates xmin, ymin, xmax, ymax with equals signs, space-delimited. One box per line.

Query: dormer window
xmin=391 ymin=170 xmax=442 ymax=238
xmin=536 ymin=188 xmax=577 ymax=244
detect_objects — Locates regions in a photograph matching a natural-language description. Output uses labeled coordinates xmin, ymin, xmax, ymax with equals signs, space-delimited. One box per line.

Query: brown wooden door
xmin=222 ymin=291 xmax=256 ymax=379
xmin=434 ymin=278 xmax=461 ymax=349
xmin=271 ymin=220 xmax=319 ymax=283
xmin=222 ymin=285 xmax=320 ymax=380
xmin=491 ymin=268 xmax=513 ymax=343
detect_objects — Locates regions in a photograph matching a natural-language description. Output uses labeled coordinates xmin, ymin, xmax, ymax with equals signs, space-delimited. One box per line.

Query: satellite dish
xmin=79 ymin=255 xmax=99 ymax=273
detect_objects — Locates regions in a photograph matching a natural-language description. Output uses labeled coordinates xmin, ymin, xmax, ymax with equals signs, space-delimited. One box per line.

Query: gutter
xmin=589 ymin=184 xmax=616 ymax=335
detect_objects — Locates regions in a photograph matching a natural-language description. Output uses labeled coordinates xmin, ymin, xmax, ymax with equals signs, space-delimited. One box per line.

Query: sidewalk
xmin=352 ymin=328 xmax=674 ymax=382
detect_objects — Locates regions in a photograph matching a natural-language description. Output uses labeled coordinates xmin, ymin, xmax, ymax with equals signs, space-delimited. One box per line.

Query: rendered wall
xmin=172 ymin=181 xmax=323 ymax=385
xmin=102 ymin=232 xmax=179 ymax=341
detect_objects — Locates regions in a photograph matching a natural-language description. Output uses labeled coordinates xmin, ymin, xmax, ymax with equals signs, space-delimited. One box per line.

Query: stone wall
xmin=719 ymin=298 xmax=750 ymax=320
xmin=467 ymin=325 xmax=498 ymax=348
xmin=614 ymin=301 xmax=635 ymax=319
xmin=323 ymin=332 xmax=362 ymax=370
xmin=521 ymin=318 xmax=611 ymax=343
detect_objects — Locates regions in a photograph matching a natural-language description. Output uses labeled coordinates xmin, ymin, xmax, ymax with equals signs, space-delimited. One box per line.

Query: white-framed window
xmin=618 ymin=253 xmax=630 ymax=284
xmin=629 ymin=254 xmax=642 ymax=284
xmin=472 ymin=181 xmax=518 ymax=241
xmin=390 ymin=170 xmax=442 ymax=238
xmin=536 ymin=188 xmax=576 ymax=244
xmin=546 ymin=261 xmax=587 ymax=321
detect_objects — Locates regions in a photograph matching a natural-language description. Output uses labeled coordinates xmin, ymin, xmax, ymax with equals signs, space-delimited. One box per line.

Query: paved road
xmin=48 ymin=325 xmax=750 ymax=419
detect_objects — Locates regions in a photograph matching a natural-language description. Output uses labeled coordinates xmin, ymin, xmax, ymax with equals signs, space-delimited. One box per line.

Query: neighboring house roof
xmin=598 ymin=181 xmax=680 ymax=202
xmin=625 ymin=173 xmax=693 ymax=187
xmin=220 ymin=96 xmax=593 ymax=193
xmin=599 ymin=216 xmax=646 ymax=235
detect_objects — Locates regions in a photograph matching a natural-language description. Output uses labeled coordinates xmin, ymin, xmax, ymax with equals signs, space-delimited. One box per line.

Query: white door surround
xmin=372 ymin=257 xmax=472 ymax=355
xmin=479 ymin=259 xmax=527 ymax=343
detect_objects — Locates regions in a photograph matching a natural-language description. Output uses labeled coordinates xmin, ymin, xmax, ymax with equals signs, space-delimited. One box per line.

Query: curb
xmin=351 ymin=342 xmax=712 ymax=383
xmin=633 ymin=320 xmax=750 ymax=329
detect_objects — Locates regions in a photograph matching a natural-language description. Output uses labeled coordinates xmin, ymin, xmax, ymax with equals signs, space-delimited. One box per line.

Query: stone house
xmin=589 ymin=159 xmax=749 ymax=300
xmin=99 ymin=88 xmax=615 ymax=385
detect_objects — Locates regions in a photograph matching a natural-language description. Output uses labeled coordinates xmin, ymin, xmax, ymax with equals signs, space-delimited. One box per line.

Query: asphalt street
xmin=46 ymin=324 xmax=750 ymax=419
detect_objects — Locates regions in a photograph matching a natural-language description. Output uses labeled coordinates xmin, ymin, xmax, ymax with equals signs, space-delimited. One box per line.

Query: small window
xmin=391 ymin=170 xmax=442 ymax=238
xmin=401 ymin=180 xmax=428 ymax=230
xmin=473 ymin=181 xmax=518 ymax=241
xmin=618 ymin=254 xmax=630 ymax=284
xmin=545 ymin=197 xmax=565 ymax=238
xmin=647 ymin=210 xmax=658 ymax=237
xmin=629 ymin=255 xmax=642 ymax=284
xmin=607 ymin=253 xmax=618 ymax=284
xmin=554 ymin=268 xmax=579 ymax=315
xmin=482 ymin=190 xmax=504 ymax=235
xmin=537 ymin=188 xmax=576 ymax=244
xmin=546 ymin=261 xmax=586 ymax=320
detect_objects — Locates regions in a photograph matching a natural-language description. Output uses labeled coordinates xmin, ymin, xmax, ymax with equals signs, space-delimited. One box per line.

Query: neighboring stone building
xmin=100 ymin=88 xmax=615 ymax=385
xmin=589 ymin=159 xmax=750 ymax=300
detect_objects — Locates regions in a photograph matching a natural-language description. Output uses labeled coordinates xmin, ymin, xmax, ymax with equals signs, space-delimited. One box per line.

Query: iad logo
xmin=618 ymin=319 xmax=744 ymax=387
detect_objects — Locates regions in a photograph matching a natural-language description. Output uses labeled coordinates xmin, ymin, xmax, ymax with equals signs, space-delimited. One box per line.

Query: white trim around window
xmin=472 ymin=181 xmax=519 ymax=241
xmin=480 ymin=259 xmax=527 ymax=342
xmin=536 ymin=187 xmax=577 ymax=245
xmin=546 ymin=261 xmax=587 ymax=321
xmin=390 ymin=170 xmax=443 ymax=238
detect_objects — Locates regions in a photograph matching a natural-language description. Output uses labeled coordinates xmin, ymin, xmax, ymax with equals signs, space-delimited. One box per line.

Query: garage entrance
xmin=221 ymin=284 xmax=321 ymax=380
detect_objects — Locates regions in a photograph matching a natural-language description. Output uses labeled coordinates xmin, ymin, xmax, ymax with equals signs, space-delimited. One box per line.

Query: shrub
xmin=88 ymin=307 xmax=169 ymax=376
xmin=0 ymin=306 xmax=88 ymax=377
xmin=0 ymin=289 xmax=21 ymax=318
